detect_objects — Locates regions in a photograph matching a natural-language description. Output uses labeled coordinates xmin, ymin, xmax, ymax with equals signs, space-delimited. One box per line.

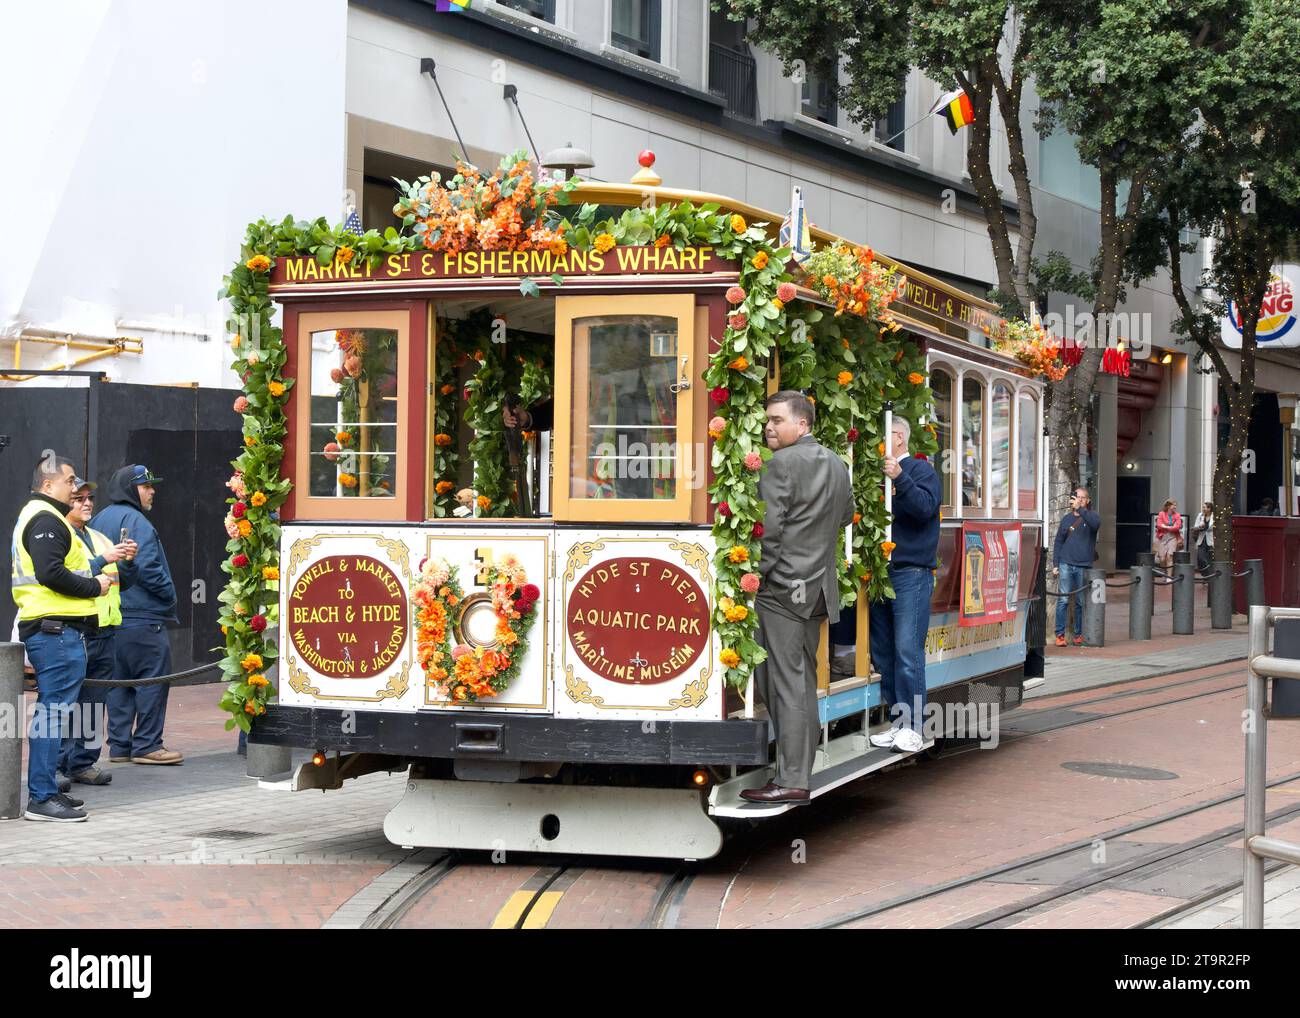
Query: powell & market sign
xmin=271 ymin=245 xmax=735 ymax=285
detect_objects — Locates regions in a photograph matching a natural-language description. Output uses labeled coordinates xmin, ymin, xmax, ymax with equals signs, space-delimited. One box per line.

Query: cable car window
xmin=308 ymin=328 xmax=399 ymax=499
xmin=991 ymin=381 xmax=1011 ymax=509
xmin=930 ymin=367 xmax=954 ymax=508
xmin=569 ymin=314 xmax=679 ymax=501
xmin=1018 ymin=392 xmax=1038 ymax=512
xmin=961 ymin=376 xmax=983 ymax=508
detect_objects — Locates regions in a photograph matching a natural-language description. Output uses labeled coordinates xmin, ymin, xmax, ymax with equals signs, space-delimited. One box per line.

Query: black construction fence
xmin=1 ymin=380 xmax=242 ymax=677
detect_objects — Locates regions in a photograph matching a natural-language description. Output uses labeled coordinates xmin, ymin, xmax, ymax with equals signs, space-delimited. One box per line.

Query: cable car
xmin=247 ymin=153 xmax=1049 ymax=860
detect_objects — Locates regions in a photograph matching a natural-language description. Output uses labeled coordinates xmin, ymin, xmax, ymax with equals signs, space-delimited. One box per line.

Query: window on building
xmin=1017 ymin=392 xmax=1038 ymax=513
xmin=930 ymin=368 xmax=954 ymax=509
xmin=962 ymin=376 xmax=984 ymax=509
xmin=708 ymin=11 xmax=757 ymax=121
xmin=991 ymin=382 xmax=1012 ymax=509
xmin=611 ymin=0 xmax=661 ymax=62
xmin=801 ymin=69 xmax=837 ymax=126
xmin=497 ymin=0 xmax=556 ymax=21
xmin=875 ymin=96 xmax=906 ymax=151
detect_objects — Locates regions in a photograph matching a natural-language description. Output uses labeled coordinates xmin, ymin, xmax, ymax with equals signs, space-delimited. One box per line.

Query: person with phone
xmin=1052 ymin=487 xmax=1101 ymax=647
xmin=10 ymin=454 xmax=109 ymax=821
xmin=58 ymin=478 xmax=137 ymax=787
xmin=92 ymin=465 xmax=184 ymax=765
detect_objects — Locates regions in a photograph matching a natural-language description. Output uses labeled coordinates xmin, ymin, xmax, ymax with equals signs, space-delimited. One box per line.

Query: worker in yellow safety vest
xmin=9 ymin=455 xmax=129 ymax=823
xmin=58 ymin=477 xmax=137 ymax=789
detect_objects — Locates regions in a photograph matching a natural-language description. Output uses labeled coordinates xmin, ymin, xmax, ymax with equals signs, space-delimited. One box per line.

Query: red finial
xmin=638 ymin=149 xmax=656 ymax=168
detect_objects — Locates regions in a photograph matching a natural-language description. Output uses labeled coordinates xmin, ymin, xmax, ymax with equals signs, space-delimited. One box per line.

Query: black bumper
xmin=250 ymin=705 xmax=770 ymax=767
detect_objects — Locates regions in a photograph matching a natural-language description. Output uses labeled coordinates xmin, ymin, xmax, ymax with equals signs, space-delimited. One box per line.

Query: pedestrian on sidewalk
xmin=1192 ymin=502 xmax=1214 ymax=574
xmin=869 ymin=415 xmax=943 ymax=755
xmin=91 ymin=465 xmax=185 ymax=766
xmin=1052 ymin=487 xmax=1100 ymax=647
xmin=59 ymin=479 xmax=137 ymax=787
xmin=10 ymin=454 xmax=109 ymax=822
xmin=1153 ymin=498 xmax=1183 ymax=569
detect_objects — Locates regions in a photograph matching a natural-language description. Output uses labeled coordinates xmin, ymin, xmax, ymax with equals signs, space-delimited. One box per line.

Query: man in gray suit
xmin=741 ymin=391 xmax=855 ymax=805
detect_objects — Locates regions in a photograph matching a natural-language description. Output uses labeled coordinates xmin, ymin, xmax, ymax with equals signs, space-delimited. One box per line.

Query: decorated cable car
xmin=226 ymin=150 xmax=1051 ymax=860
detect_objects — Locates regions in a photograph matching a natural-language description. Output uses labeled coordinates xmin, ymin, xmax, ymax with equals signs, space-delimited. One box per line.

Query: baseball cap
xmin=129 ymin=465 xmax=164 ymax=485
xmin=72 ymin=477 xmax=97 ymax=493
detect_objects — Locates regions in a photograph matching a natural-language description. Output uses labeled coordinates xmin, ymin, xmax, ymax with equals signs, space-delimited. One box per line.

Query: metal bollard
xmin=1172 ymin=561 xmax=1195 ymax=635
xmin=1173 ymin=549 xmax=1191 ymax=565
xmin=1210 ymin=559 xmax=1234 ymax=629
xmin=1 ymin=643 xmax=23 ymax=820
xmin=1083 ymin=567 xmax=1106 ymax=647
xmin=1244 ymin=559 xmax=1266 ymax=611
xmin=1129 ymin=564 xmax=1152 ymax=640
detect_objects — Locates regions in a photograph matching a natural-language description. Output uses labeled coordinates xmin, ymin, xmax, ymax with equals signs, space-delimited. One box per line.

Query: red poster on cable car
xmin=960 ymin=521 xmax=1022 ymax=626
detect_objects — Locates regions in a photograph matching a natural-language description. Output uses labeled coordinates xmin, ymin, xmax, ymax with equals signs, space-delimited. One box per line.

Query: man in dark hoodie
xmin=92 ymin=465 xmax=184 ymax=765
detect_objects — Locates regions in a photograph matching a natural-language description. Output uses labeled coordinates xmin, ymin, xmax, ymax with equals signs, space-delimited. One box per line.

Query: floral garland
xmin=415 ymin=554 xmax=540 ymax=703
xmin=218 ymin=216 xmax=416 ymax=728
xmin=463 ymin=340 xmax=512 ymax=517
xmin=985 ymin=317 xmax=1069 ymax=382
xmin=431 ymin=326 xmax=461 ymax=518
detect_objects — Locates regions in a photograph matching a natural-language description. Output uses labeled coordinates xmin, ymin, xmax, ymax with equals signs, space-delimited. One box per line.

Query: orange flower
xmin=240 ymin=653 xmax=263 ymax=672
xmin=336 ymin=246 xmax=354 ymax=266
xmin=593 ymin=233 xmax=615 ymax=253
xmin=655 ymin=233 xmax=671 ymax=248
xmin=879 ymin=442 xmax=886 ymax=455
xmin=245 ymin=255 xmax=271 ymax=272
xmin=837 ymin=371 xmax=853 ymax=386
xmin=719 ymin=648 xmax=741 ymax=668
xmin=237 ymin=519 xmax=253 ymax=538
xmin=728 ymin=546 xmax=749 ymax=564
xmin=853 ymin=513 xmax=861 ymax=524
xmin=267 ymin=381 xmax=285 ymax=397
xmin=772 ymin=298 xmax=784 ymax=310
xmin=434 ymin=433 xmax=453 ymax=447
xmin=881 ymin=540 xmax=897 ymax=557
xmin=893 ymin=349 xmax=905 ymax=363
xmin=440 ymin=383 xmax=455 ymax=395
xmin=822 ymin=274 xmax=837 ymax=288
xmin=908 ymin=372 xmax=925 ymax=385
xmin=724 ymin=604 xmax=749 ymax=622
xmin=244 ymin=436 xmax=257 ymax=448
xmin=752 ymin=251 xmax=769 ymax=270
xmin=477 ymin=495 xmax=491 ymax=510
xmin=436 ymin=481 xmax=454 ymax=494
xmin=338 ymin=473 xmax=358 ymax=489
xmin=251 ymin=491 xmax=267 ymax=507
xmin=730 ymin=214 xmax=746 ymax=233
xmin=262 ymin=566 xmax=279 ymax=581
xmin=729 ymin=355 xmax=749 ymax=371
xmin=248 ymin=673 xmax=270 ymax=688
xmin=336 ymin=431 xmax=352 ymax=445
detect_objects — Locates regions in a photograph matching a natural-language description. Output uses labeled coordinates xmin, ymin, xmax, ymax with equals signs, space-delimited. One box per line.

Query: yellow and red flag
xmin=931 ymin=88 xmax=975 ymax=134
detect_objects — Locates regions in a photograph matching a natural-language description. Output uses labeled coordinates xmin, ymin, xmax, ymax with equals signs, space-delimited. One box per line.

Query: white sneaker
xmin=869 ymin=728 xmax=898 ymax=749
xmin=891 ymin=728 xmax=924 ymax=754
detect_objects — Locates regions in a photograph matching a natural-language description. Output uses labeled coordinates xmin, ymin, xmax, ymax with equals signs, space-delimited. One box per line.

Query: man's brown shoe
xmin=740 ymin=784 xmax=809 ymax=804
xmin=131 ymin=748 xmax=184 ymax=765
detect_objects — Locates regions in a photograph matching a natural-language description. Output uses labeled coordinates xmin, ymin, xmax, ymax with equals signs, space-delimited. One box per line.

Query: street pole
xmin=0 ymin=643 xmax=24 ymax=820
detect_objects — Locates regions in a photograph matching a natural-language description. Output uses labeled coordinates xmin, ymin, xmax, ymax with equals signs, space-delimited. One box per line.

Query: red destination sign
xmin=288 ymin=554 xmax=408 ymax=677
xmin=271 ymin=245 xmax=734 ymax=285
xmin=566 ymin=556 xmax=710 ymax=685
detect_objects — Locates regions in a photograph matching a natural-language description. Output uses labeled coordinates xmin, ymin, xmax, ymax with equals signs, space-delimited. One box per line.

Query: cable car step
xmin=708 ymin=727 xmax=933 ymax=819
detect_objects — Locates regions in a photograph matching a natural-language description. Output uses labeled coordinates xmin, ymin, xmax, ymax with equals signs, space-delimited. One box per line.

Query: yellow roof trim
xmin=569 ymin=181 xmax=998 ymax=315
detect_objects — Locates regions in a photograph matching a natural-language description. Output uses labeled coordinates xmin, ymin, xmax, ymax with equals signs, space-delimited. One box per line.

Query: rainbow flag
xmin=435 ymin=0 xmax=470 ymax=10
xmin=779 ymin=186 xmax=812 ymax=265
xmin=931 ymin=88 xmax=975 ymax=134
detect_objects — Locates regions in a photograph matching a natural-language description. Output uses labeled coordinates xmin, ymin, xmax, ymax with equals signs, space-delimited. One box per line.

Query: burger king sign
xmin=1222 ymin=265 xmax=1300 ymax=349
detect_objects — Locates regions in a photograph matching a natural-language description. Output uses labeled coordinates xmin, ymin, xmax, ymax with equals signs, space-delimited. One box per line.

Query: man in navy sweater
xmin=869 ymin=417 xmax=942 ymax=754
xmin=1051 ymin=487 xmax=1101 ymax=646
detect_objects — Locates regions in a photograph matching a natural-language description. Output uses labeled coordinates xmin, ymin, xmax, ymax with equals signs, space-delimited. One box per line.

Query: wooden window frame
xmin=929 ymin=363 xmax=956 ymax=517
xmin=990 ymin=380 xmax=1014 ymax=518
xmin=283 ymin=302 xmax=427 ymax=523
xmin=959 ymin=372 xmax=986 ymax=513
xmin=552 ymin=293 xmax=697 ymax=523
xmin=1016 ymin=389 xmax=1040 ymax=518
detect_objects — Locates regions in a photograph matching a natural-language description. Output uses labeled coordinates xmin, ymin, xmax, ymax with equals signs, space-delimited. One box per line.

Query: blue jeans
xmin=870 ymin=566 xmax=934 ymax=734
xmin=23 ymin=628 xmax=87 ymax=804
xmin=109 ymin=622 xmax=172 ymax=758
xmin=1055 ymin=563 xmax=1085 ymax=638
xmin=60 ymin=632 xmax=114 ymax=776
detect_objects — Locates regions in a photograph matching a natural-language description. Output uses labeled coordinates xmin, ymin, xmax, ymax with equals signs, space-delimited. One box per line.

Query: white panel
xmin=554 ymin=529 xmax=722 ymax=721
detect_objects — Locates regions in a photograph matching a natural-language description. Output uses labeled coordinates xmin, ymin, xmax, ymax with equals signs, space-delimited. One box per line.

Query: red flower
xmin=717 ymin=501 xmax=731 ymax=517
xmin=462 ymin=387 xmax=472 ymax=401
xmin=777 ymin=282 xmax=797 ymax=303
xmin=231 ymin=502 xmax=247 ymax=518
xmin=709 ymin=386 xmax=731 ymax=404
xmin=915 ymin=453 xmax=928 ymax=462
xmin=231 ymin=554 xmax=250 ymax=568
xmin=847 ymin=427 xmax=859 ymax=443
xmin=726 ymin=285 xmax=746 ymax=305
xmin=518 ymin=583 xmax=540 ymax=602
xmin=728 ymin=312 xmax=748 ymax=331
xmin=249 ymin=615 xmax=267 ymax=633
xmin=516 ymin=598 xmax=535 ymax=616
xmin=751 ymin=522 xmax=764 ymax=539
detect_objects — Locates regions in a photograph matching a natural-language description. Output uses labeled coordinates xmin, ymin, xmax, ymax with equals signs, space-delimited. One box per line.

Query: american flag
xmin=344 ymin=206 xmax=363 ymax=236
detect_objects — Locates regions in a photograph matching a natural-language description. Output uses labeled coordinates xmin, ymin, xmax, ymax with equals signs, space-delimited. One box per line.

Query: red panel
xmin=1233 ymin=516 xmax=1300 ymax=608
xmin=406 ymin=302 xmax=428 ymax=521
xmin=281 ymin=305 xmax=300 ymax=523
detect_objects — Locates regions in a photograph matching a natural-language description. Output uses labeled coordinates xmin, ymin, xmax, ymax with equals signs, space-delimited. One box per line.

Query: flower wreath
xmin=415 ymin=553 xmax=540 ymax=703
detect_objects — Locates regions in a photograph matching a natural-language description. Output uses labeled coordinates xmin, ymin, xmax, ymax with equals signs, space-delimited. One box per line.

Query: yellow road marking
xmin=490 ymin=891 xmax=535 ymax=929
xmin=521 ymin=891 xmax=563 ymax=929
xmin=491 ymin=889 xmax=565 ymax=929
